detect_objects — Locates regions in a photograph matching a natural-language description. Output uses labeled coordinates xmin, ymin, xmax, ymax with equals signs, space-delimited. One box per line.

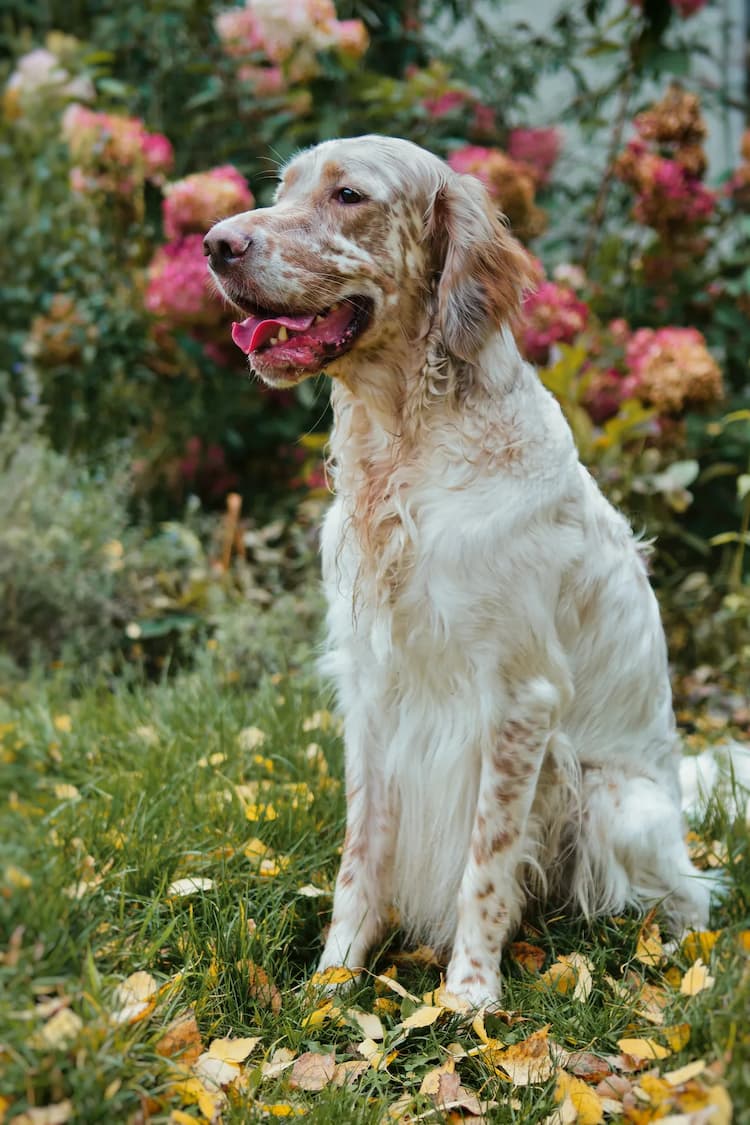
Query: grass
xmin=1 ymin=644 xmax=748 ymax=1124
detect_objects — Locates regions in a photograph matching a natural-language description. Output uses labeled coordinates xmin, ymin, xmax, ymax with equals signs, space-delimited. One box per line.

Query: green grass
xmin=1 ymin=648 xmax=748 ymax=1124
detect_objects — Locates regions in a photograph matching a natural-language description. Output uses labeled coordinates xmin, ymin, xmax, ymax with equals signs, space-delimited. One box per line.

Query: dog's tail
xmin=680 ymin=740 xmax=750 ymax=822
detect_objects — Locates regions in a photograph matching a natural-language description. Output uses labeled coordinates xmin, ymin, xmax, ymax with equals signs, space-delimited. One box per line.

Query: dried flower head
xmin=447 ymin=144 xmax=546 ymax=239
xmin=163 ymin=166 xmax=254 ymax=240
xmin=626 ymin=327 xmax=722 ymax=414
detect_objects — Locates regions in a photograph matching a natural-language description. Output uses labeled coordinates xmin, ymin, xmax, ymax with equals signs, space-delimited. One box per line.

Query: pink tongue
xmin=231 ymin=312 xmax=315 ymax=354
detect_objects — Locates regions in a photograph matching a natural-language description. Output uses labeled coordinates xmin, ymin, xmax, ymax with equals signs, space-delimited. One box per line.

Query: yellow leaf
xmin=290 ymin=1050 xmax=336 ymax=1091
xmin=168 ymin=1112 xmax=197 ymax=1125
xmin=193 ymin=1052 xmax=241 ymax=1090
xmin=662 ymin=1022 xmax=690 ymax=1052
xmin=681 ymin=930 xmax=720 ymax=963
xmin=53 ymin=714 xmax=72 ymax=733
xmin=635 ymin=922 xmax=664 ymax=967
xmin=679 ymin=958 xmax=715 ymax=996
xmin=374 ymin=996 xmax=399 ymax=1017
xmin=554 ymin=1071 xmax=605 ymax=1124
xmin=244 ymin=837 xmax=270 ymax=860
xmin=111 ymin=970 xmax=158 ymax=1025
xmin=374 ymin=973 xmax=418 ymax=1001
xmin=664 ymin=1059 xmax=707 ymax=1086
xmin=310 ymin=966 xmax=358 ymax=988
xmin=704 ymin=1083 xmax=733 ymax=1125
xmin=419 ymin=1059 xmax=456 ymax=1096
xmin=172 ymin=1076 xmax=225 ymax=1120
xmin=257 ymin=1105 xmax=307 ymax=1117
xmin=400 ymin=1005 xmax=443 ymax=1030
xmin=52 ymin=783 xmax=80 ymax=801
xmin=300 ymin=1000 xmax=338 ymax=1029
xmin=32 ymin=1009 xmax=83 ymax=1050
xmin=207 ymin=1035 xmax=261 ymax=1063
xmin=166 ymin=877 xmax=214 ymax=896
xmin=616 ymin=1037 xmax=671 ymax=1060
xmin=10 ymin=1103 xmax=73 ymax=1125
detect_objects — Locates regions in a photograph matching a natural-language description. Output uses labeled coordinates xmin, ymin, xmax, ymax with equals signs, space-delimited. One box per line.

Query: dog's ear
xmin=430 ymin=172 xmax=533 ymax=362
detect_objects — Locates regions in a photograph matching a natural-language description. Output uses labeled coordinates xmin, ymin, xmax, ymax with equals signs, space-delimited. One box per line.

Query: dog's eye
xmin=335 ymin=187 xmax=365 ymax=204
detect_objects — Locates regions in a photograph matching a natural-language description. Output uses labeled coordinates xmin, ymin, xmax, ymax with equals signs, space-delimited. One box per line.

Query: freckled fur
xmin=205 ymin=135 xmax=712 ymax=1010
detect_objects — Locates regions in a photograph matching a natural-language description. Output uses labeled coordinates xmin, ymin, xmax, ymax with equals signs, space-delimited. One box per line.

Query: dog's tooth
xmin=277 ymin=325 xmax=288 ymax=342
xmin=269 ymin=335 xmax=279 ymax=346
xmin=314 ymin=315 xmax=324 ymax=325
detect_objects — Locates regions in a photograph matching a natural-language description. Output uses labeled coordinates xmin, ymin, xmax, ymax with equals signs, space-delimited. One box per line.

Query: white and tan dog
xmin=205 ymin=135 xmax=711 ymax=1009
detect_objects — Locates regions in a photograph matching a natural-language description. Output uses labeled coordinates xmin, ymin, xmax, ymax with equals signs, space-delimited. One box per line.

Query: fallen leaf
xmin=166 ymin=877 xmax=214 ymax=897
xmin=111 ymin=970 xmax=158 ymax=1025
xmin=510 ymin=941 xmax=546 ymax=972
xmin=616 ymin=1037 xmax=671 ymax=1060
xmin=662 ymin=1022 xmax=690 ymax=1052
xmin=331 ymin=1059 xmax=370 ymax=1086
xmin=52 ymin=783 xmax=79 ymax=801
xmin=261 ymin=1047 xmax=297 ymax=1080
xmin=310 ymin=966 xmax=358 ymax=988
xmin=664 ymin=1059 xmax=707 ymax=1086
xmin=392 ymin=944 xmax=442 ymax=968
xmin=679 ymin=958 xmax=715 ymax=996
xmin=553 ymin=1071 xmax=605 ymax=1124
xmin=290 ymin=1050 xmax=336 ymax=1091
xmin=10 ymin=1103 xmax=73 ymax=1124
xmin=193 ymin=1052 xmax=240 ymax=1090
xmin=243 ymin=961 xmax=282 ymax=1014
xmin=681 ymin=930 xmax=720 ymax=963
xmin=53 ymin=715 xmax=72 ymax=733
xmin=374 ymin=973 xmax=418 ymax=1001
xmin=539 ymin=959 xmax=577 ymax=995
xmin=635 ymin=921 xmax=665 ymax=968
xmin=490 ymin=1026 xmax=554 ymax=1085
xmin=348 ymin=1009 xmax=384 ymax=1040
xmin=168 ymin=1111 xmax=197 ymax=1125
xmin=237 ymin=726 xmax=266 ymax=751
xmin=296 ymin=884 xmax=329 ymax=897
xmin=172 ymin=1075 xmax=226 ymax=1119
xmin=565 ymin=1052 xmax=613 ymax=1084
xmin=207 ymin=1036 xmax=260 ymax=1063
xmin=155 ymin=1010 xmax=203 ymax=1066
xmin=400 ymin=1005 xmax=443 ymax=1030
xmin=33 ymin=1008 xmax=83 ymax=1050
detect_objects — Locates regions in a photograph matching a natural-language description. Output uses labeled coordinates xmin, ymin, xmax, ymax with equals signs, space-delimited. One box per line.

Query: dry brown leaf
xmin=565 ymin=1052 xmax=613 ymax=1084
xmin=553 ymin=1071 xmax=605 ymax=1124
xmin=490 ymin=1026 xmax=554 ymax=1085
xmin=290 ymin=1050 xmax=336 ymax=1091
xmin=243 ymin=960 xmax=282 ymax=1014
xmin=331 ymin=1059 xmax=370 ymax=1086
xmin=679 ymin=958 xmax=715 ymax=996
xmin=510 ymin=941 xmax=546 ymax=972
xmin=155 ymin=1010 xmax=203 ymax=1066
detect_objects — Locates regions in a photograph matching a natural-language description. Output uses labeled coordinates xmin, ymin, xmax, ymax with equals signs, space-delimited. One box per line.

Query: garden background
xmin=1 ymin=1 xmax=749 ymax=1122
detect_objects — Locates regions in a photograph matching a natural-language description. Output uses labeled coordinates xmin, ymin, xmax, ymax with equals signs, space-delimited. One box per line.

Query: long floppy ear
xmin=431 ymin=172 xmax=534 ymax=362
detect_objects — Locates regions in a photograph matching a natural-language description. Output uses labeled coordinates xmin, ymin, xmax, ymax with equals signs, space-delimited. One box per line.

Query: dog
xmin=204 ymin=135 xmax=711 ymax=1009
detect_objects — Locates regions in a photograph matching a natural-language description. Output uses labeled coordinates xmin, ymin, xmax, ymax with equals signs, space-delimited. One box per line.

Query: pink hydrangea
xmin=629 ymin=0 xmax=707 ymax=16
xmin=4 ymin=46 xmax=94 ymax=114
xmin=625 ymin=326 xmax=722 ymax=413
xmin=62 ymin=104 xmax=173 ymax=193
xmin=163 ymin=165 xmax=254 ymax=239
xmin=520 ymin=282 xmax=589 ymax=364
xmin=145 ymin=235 xmax=224 ymax=327
xmin=507 ymin=127 xmax=561 ymax=185
xmin=423 ymin=90 xmax=467 ymax=119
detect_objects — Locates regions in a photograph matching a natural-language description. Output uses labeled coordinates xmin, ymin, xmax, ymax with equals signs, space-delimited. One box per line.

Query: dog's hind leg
xmin=571 ymin=767 xmax=711 ymax=934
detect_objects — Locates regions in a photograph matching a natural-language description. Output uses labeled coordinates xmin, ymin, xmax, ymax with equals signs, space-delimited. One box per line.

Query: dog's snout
xmin=203 ymin=227 xmax=253 ymax=273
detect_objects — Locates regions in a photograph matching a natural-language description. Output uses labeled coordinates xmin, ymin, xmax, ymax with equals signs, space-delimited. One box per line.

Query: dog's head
xmin=205 ymin=135 xmax=531 ymax=388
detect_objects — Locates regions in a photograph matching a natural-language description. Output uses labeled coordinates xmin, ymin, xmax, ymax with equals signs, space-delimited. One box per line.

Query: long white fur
xmin=207 ymin=136 xmax=716 ymax=1008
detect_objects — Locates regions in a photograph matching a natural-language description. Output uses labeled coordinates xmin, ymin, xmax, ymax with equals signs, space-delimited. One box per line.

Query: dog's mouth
xmin=231 ymin=296 xmax=372 ymax=374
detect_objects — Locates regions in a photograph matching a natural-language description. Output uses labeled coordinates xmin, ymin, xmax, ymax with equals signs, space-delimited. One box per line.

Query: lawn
xmin=1 ymin=642 xmax=748 ymax=1124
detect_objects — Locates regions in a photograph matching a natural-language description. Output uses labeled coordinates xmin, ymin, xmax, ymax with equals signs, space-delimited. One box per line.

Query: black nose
xmin=203 ymin=228 xmax=252 ymax=274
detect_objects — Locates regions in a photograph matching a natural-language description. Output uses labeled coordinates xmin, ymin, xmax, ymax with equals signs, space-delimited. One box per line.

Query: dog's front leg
xmin=318 ymin=722 xmax=393 ymax=980
xmin=446 ymin=678 xmax=560 ymax=1009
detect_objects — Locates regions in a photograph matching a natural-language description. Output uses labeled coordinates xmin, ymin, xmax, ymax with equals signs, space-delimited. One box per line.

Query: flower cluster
xmin=62 ymin=104 xmax=173 ymax=194
xmin=447 ymin=145 xmax=546 ymax=239
xmin=215 ymin=0 xmax=368 ymax=93
xmin=615 ymin=86 xmax=714 ymax=243
xmin=3 ymin=36 xmax=94 ymax=120
xmin=163 ymin=166 xmax=254 ymax=239
xmin=520 ymin=281 xmax=589 ymax=364
xmin=507 ymin=127 xmax=560 ymax=186
xmin=145 ymin=235 xmax=224 ymax=329
xmin=23 ymin=293 xmax=96 ymax=367
xmin=728 ymin=129 xmax=750 ymax=209
xmin=625 ymin=327 xmax=723 ymax=414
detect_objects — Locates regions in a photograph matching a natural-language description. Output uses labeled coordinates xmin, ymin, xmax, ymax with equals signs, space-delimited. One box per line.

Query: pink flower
xmin=142 ymin=132 xmax=174 ymax=181
xmin=520 ymin=282 xmax=589 ymax=364
xmin=423 ymin=90 xmax=467 ymax=119
xmin=507 ymin=127 xmax=561 ymax=185
xmin=162 ymin=165 xmax=254 ymax=239
xmin=236 ymin=64 xmax=286 ymax=94
xmin=446 ymin=144 xmax=494 ymax=181
xmin=145 ymin=235 xmax=225 ymax=327
xmin=332 ymin=18 xmax=369 ymax=59
xmin=625 ymin=326 xmax=722 ymax=413
xmin=61 ymin=104 xmax=173 ymax=192
xmin=629 ymin=0 xmax=707 ymax=16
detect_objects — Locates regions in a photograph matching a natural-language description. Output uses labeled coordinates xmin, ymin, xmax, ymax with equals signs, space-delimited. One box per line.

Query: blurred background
xmin=1 ymin=0 xmax=749 ymax=702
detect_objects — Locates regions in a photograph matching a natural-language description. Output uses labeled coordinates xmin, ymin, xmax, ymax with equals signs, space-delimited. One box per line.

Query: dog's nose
xmin=203 ymin=228 xmax=253 ymax=273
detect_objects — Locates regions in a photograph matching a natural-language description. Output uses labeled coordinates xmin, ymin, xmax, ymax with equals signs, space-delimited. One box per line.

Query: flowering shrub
xmin=625 ymin=327 xmax=723 ymax=414
xmin=3 ymin=35 xmax=94 ymax=119
xmin=162 ymin=165 xmax=254 ymax=239
xmin=447 ymin=145 xmax=546 ymax=239
xmin=215 ymin=0 xmax=368 ymax=93
xmin=520 ymin=281 xmax=589 ymax=364
xmin=145 ymin=236 xmax=225 ymax=329
xmin=62 ymin=104 xmax=173 ymax=195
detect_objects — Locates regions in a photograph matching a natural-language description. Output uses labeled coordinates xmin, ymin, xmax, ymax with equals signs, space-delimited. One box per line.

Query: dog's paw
xmin=444 ymin=967 xmax=503 ymax=1012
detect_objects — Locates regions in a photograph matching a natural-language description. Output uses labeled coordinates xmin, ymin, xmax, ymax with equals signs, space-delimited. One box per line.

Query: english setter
xmin=205 ymin=135 xmax=710 ymax=1009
